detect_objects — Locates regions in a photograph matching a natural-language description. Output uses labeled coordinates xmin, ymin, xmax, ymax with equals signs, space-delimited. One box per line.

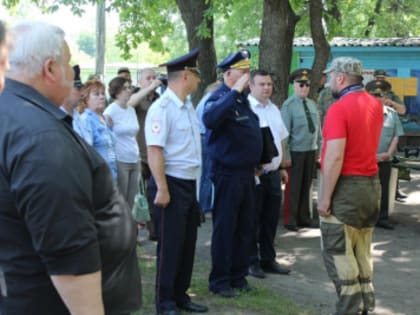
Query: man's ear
xmin=42 ymin=58 xmax=57 ymax=84
xmin=338 ymin=72 xmax=346 ymax=85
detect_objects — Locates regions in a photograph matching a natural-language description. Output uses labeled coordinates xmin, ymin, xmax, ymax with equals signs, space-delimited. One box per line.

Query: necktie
xmin=302 ymin=99 xmax=315 ymax=133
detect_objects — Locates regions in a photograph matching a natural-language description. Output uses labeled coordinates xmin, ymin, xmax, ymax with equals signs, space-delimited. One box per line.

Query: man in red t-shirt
xmin=318 ymin=57 xmax=383 ymax=315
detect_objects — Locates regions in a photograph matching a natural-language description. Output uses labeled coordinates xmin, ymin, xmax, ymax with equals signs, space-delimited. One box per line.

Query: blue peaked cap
xmin=159 ymin=48 xmax=200 ymax=73
xmin=217 ymin=49 xmax=251 ymax=72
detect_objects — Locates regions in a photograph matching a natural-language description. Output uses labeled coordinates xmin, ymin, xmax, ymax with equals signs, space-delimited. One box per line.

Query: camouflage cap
xmin=324 ymin=57 xmax=363 ymax=76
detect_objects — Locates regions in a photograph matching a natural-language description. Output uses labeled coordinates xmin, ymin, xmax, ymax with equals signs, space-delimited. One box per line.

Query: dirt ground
xmin=138 ymin=170 xmax=420 ymax=315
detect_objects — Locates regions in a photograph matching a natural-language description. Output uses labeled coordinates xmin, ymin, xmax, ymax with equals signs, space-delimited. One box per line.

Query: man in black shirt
xmin=0 ymin=21 xmax=141 ymax=315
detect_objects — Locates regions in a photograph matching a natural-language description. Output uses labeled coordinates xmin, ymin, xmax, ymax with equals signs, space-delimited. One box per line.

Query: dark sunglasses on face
xmin=298 ymin=82 xmax=310 ymax=88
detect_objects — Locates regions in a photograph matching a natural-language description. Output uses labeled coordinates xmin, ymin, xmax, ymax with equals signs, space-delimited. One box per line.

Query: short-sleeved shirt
xmin=104 ymin=102 xmax=140 ymax=163
xmin=321 ymin=90 xmax=383 ymax=176
xmin=145 ymin=88 xmax=201 ymax=180
xmin=377 ymin=106 xmax=405 ymax=157
xmin=248 ymin=95 xmax=289 ymax=171
xmin=80 ymin=109 xmax=118 ymax=182
xmin=280 ymin=95 xmax=321 ymax=158
xmin=0 ymin=78 xmax=101 ymax=314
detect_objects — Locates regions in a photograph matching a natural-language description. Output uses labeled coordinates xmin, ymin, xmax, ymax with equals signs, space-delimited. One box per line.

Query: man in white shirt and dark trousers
xmin=248 ymin=70 xmax=291 ymax=278
xmin=145 ymin=49 xmax=208 ymax=315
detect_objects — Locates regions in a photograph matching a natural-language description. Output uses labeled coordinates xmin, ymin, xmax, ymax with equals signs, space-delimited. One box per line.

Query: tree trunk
xmin=176 ymin=0 xmax=217 ymax=105
xmin=95 ymin=1 xmax=106 ymax=79
xmin=259 ymin=0 xmax=299 ymax=107
xmin=324 ymin=0 xmax=342 ymax=36
xmin=365 ymin=0 xmax=383 ymax=37
xmin=309 ymin=0 xmax=330 ymax=100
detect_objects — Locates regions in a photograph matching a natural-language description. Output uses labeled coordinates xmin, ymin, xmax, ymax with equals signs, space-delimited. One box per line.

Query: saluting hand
xmin=232 ymin=73 xmax=250 ymax=93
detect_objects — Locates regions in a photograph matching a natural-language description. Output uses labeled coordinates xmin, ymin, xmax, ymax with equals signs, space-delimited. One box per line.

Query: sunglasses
xmin=297 ymin=82 xmax=310 ymax=88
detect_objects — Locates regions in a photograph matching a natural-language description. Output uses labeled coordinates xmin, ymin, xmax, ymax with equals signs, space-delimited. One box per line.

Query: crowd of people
xmin=0 ymin=20 xmax=409 ymax=315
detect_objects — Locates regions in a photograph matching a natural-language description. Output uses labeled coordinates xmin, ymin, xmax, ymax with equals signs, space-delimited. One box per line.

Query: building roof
xmin=239 ymin=37 xmax=420 ymax=47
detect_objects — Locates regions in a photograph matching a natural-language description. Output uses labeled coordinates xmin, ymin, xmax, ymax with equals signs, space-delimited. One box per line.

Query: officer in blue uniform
xmin=145 ymin=49 xmax=208 ymax=315
xmin=203 ymin=49 xmax=263 ymax=298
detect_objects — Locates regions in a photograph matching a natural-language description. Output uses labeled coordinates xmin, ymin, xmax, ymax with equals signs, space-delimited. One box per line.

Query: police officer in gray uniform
xmin=145 ymin=49 xmax=208 ymax=315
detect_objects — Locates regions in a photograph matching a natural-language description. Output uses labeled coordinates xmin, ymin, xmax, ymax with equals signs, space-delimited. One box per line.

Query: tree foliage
xmin=3 ymin=0 xmax=420 ymax=59
xmin=322 ymin=0 xmax=420 ymax=38
xmin=3 ymin=0 xmax=420 ymax=101
xmin=112 ymin=0 xmax=176 ymax=59
xmin=77 ymin=31 xmax=95 ymax=57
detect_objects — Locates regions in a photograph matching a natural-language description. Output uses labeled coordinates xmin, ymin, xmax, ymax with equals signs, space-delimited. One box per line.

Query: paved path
xmin=138 ymin=170 xmax=420 ymax=315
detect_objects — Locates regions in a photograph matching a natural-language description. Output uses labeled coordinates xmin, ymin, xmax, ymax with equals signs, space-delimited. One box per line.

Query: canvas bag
xmin=132 ymin=177 xmax=151 ymax=222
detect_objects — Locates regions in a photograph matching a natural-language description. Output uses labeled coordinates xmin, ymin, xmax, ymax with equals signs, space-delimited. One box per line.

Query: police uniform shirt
xmin=377 ymin=106 xmax=404 ymax=158
xmin=145 ymin=87 xmax=201 ymax=180
xmin=248 ymin=95 xmax=289 ymax=171
xmin=280 ymin=94 xmax=321 ymax=157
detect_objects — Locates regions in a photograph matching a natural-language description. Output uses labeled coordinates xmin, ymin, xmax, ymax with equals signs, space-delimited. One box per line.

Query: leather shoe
xmin=376 ymin=220 xmax=394 ymax=230
xmin=300 ymin=222 xmax=319 ymax=229
xmin=307 ymin=222 xmax=319 ymax=228
xmin=234 ymin=283 xmax=255 ymax=292
xmin=157 ymin=310 xmax=181 ymax=315
xmin=177 ymin=301 xmax=208 ymax=313
xmin=211 ymin=288 xmax=239 ymax=298
xmin=395 ymin=197 xmax=406 ymax=203
xmin=284 ymin=224 xmax=299 ymax=231
xmin=261 ymin=261 xmax=291 ymax=275
xmin=248 ymin=263 xmax=266 ymax=279
xmin=396 ymin=191 xmax=407 ymax=199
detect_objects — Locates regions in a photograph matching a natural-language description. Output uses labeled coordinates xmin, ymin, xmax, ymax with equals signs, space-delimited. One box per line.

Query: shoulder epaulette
xmin=158 ymin=96 xmax=170 ymax=108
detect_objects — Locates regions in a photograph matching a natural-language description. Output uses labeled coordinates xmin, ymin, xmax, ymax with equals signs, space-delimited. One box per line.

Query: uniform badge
xmin=151 ymin=119 xmax=161 ymax=134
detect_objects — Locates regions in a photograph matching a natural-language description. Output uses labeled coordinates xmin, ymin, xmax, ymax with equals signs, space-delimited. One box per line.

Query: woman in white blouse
xmin=104 ymin=77 xmax=140 ymax=208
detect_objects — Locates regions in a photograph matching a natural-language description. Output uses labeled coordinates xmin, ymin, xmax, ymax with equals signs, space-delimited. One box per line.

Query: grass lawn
xmin=133 ymin=246 xmax=316 ymax=315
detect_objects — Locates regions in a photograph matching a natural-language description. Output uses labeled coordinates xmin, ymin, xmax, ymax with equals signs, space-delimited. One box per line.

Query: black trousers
xmin=209 ymin=169 xmax=255 ymax=292
xmin=149 ymin=175 xmax=199 ymax=312
xmin=378 ymin=161 xmax=392 ymax=221
xmin=288 ymin=150 xmax=315 ymax=226
xmin=250 ymin=171 xmax=282 ymax=265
